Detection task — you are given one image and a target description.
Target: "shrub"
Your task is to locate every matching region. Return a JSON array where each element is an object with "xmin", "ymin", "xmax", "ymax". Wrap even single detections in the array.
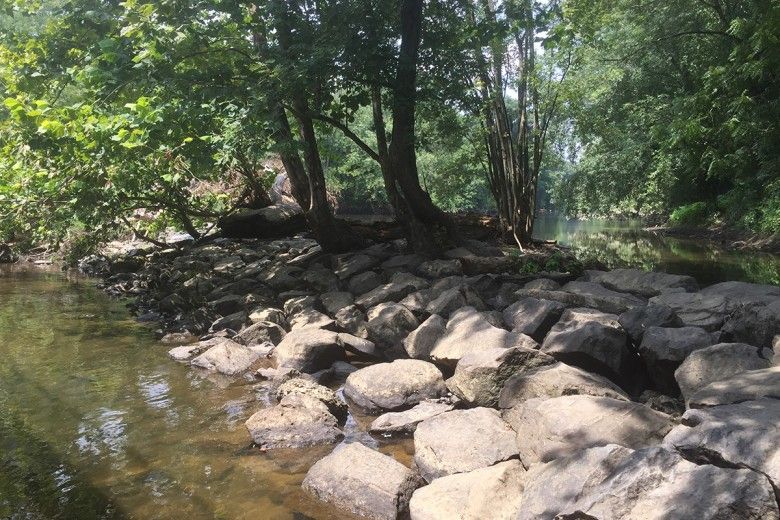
[{"xmin": 669, "ymin": 202, "xmax": 710, "ymax": 227}]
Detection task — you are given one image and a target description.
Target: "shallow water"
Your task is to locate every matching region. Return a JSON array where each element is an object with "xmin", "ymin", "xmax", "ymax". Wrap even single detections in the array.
[
  {"xmin": 0, "ymin": 266, "xmax": 410, "ymax": 520},
  {"xmin": 533, "ymin": 215, "xmax": 780, "ymax": 286}
]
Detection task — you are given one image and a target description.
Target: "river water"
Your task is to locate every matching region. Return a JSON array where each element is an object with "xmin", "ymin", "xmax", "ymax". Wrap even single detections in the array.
[{"xmin": 0, "ymin": 220, "xmax": 778, "ymax": 519}]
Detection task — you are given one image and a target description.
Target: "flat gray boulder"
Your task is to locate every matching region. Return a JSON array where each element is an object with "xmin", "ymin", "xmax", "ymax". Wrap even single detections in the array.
[
  {"xmin": 425, "ymin": 285, "xmax": 485, "ymax": 317},
  {"xmin": 409, "ymin": 460, "xmax": 524, "ymax": 520},
  {"xmin": 502, "ymin": 297, "xmax": 566, "ymax": 341},
  {"xmin": 413, "ymin": 408, "xmax": 518, "ymax": 482},
  {"xmin": 618, "ymin": 303, "xmax": 683, "ymax": 344},
  {"xmin": 244, "ymin": 394, "xmax": 342, "ymax": 449},
  {"xmin": 498, "ymin": 362, "xmax": 629, "ymax": 408},
  {"xmin": 273, "ymin": 327, "xmax": 347, "ymax": 372},
  {"xmin": 650, "ymin": 291, "xmax": 735, "ymax": 331},
  {"xmin": 587, "ymin": 268, "xmax": 698, "ymax": 297},
  {"xmin": 561, "ymin": 280, "xmax": 647, "ymax": 313},
  {"xmin": 688, "ymin": 365, "xmax": 780, "ymax": 407},
  {"xmin": 356, "ymin": 280, "xmax": 416, "ymax": 308},
  {"xmin": 675, "ymin": 342, "xmax": 773, "ymax": 403},
  {"xmin": 303, "ymin": 442, "xmax": 422, "ymax": 520},
  {"xmin": 190, "ymin": 339, "xmax": 260, "ymax": 375},
  {"xmin": 370, "ymin": 400, "xmax": 455, "ymax": 435},
  {"xmin": 504, "ymin": 395, "xmax": 673, "ymax": 465},
  {"xmin": 344, "ymin": 359, "xmax": 446, "ymax": 411},
  {"xmin": 638, "ymin": 326, "xmax": 717, "ymax": 394},
  {"xmin": 664, "ymin": 399, "xmax": 780, "ymax": 489},
  {"xmin": 430, "ymin": 307, "xmax": 537, "ymax": 368},
  {"xmin": 540, "ymin": 308, "xmax": 633, "ymax": 388},
  {"xmin": 700, "ymin": 280, "xmax": 780, "ymax": 306},
  {"xmin": 446, "ymin": 346, "xmax": 551, "ymax": 407},
  {"xmin": 518, "ymin": 444, "xmax": 778, "ymax": 520}
]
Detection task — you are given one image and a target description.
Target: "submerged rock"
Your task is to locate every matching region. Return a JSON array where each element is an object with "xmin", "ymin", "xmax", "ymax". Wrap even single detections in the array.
[{"xmin": 303, "ymin": 442, "xmax": 422, "ymax": 520}]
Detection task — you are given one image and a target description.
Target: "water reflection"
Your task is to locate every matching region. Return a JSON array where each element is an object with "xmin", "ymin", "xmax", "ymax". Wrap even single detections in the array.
[{"xmin": 534, "ymin": 215, "xmax": 780, "ymax": 285}]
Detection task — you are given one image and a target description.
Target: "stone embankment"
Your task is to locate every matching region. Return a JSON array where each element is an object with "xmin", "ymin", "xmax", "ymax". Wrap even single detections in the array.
[{"xmin": 82, "ymin": 235, "xmax": 780, "ymax": 520}]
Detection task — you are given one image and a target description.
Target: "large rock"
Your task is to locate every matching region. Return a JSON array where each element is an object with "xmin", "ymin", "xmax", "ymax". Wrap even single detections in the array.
[
  {"xmin": 618, "ymin": 303, "xmax": 683, "ymax": 344},
  {"xmin": 498, "ymin": 362, "xmax": 629, "ymax": 408},
  {"xmin": 404, "ymin": 314, "xmax": 446, "ymax": 359},
  {"xmin": 650, "ymin": 291, "xmax": 735, "ymax": 331},
  {"xmin": 664, "ymin": 399, "xmax": 780, "ymax": 489},
  {"xmin": 348, "ymin": 270, "xmax": 383, "ymax": 295},
  {"xmin": 334, "ymin": 305, "xmax": 368, "ymax": 338},
  {"xmin": 356, "ymin": 280, "xmax": 417, "ymax": 308},
  {"xmin": 675, "ymin": 342, "xmax": 774, "ymax": 403},
  {"xmin": 319, "ymin": 291, "xmax": 354, "ymax": 316},
  {"xmin": 638, "ymin": 326, "xmax": 717, "ymax": 394},
  {"xmin": 218, "ymin": 203, "xmax": 306, "ymax": 239},
  {"xmin": 333, "ymin": 253, "xmax": 379, "ymax": 280},
  {"xmin": 587, "ymin": 268, "xmax": 698, "ymax": 297},
  {"xmin": 561, "ymin": 281, "xmax": 647, "ymax": 313},
  {"xmin": 502, "ymin": 297, "xmax": 566, "ymax": 341},
  {"xmin": 518, "ymin": 444, "xmax": 779, "ymax": 520},
  {"xmin": 430, "ymin": 307, "xmax": 537, "ymax": 368},
  {"xmin": 344, "ymin": 359, "xmax": 446, "ymax": 411},
  {"xmin": 273, "ymin": 327, "xmax": 347, "ymax": 372},
  {"xmin": 234, "ymin": 320, "xmax": 286, "ymax": 346},
  {"xmin": 190, "ymin": 339, "xmax": 260, "ymax": 375},
  {"xmin": 721, "ymin": 299, "xmax": 780, "ymax": 349},
  {"xmin": 700, "ymin": 280, "xmax": 780, "ymax": 306},
  {"xmin": 425, "ymin": 285, "xmax": 485, "ymax": 317},
  {"xmin": 504, "ymin": 395, "xmax": 673, "ymax": 465},
  {"xmin": 540, "ymin": 308, "xmax": 634, "ymax": 388},
  {"xmin": 275, "ymin": 377, "xmax": 347, "ymax": 420},
  {"xmin": 446, "ymin": 346, "xmax": 551, "ymax": 407},
  {"xmin": 687, "ymin": 365, "xmax": 780, "ymax": 407},
  {"xmin": 409, "ymin": 460, "xmax": 524, "ymax": 520},
  {"xmin": 413, "ymin": 408, "xmax": 518, "ymax": 482},
  {"xmin": 244, "ymin": 394, "xmax": 342, "ymax": 449},
  {"xmin": 302, "ymin": 442, "xmax": 421, "ymax": 520},
  {"xmin": 370, "ymin": 400, "xmax": 455, "ymax": 435},
  {"xmin": 365, "ymin": 302, "xmax": 419, "ymax": 350}
]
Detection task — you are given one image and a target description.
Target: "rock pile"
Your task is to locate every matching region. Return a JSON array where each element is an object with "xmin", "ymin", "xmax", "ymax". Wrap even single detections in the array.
[{"xmin": 87, "ymin": 236, "xmax": 780, "ymax": 519}]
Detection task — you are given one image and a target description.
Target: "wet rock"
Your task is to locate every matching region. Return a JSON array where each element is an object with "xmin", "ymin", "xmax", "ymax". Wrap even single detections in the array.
[
  {"xmin": 446, "ymin": 346, "xmax": 550, "ymax": 407},
  {"xmin": 370, "ymin": 400, "xmax": 455, "ymax": 435},
  {"xmin": 347, "ymin": 270, "xmax": 383, "ymax": 295},
  {"xmin": 430, "ymin": 307, "xmax": 537, "ymax": 368},
  {"xmin": 344, "ymin": 359, "xmax": 446, "ymax": 411},
  {"xmin": 650, "ymin": 291, "xmax": 735, "ymax": 331},
  {"xmin": 302, "ymin": 442, "xmax": 421, "ymax": 520},
  {"xmin": 721, "ymin": 299, "xmax": 780, "ymax": 349},
  {"xmin": 409, "ymin": 460, "xmax": 525, "ymax": 520},
  {"xmin": 365, "ymin": 302, "xmax": 419, "ymax": 350},
  {"xmin": 417, "ymin": 259, "xmax": 463, "ymax": 279},
  {"xmin": 498, "ymin": 362, "xmax": 629, "ymax": 408},
  {"xmin": 234, "ymin": 321, "xmax": 286, "ymax": 346},
  {"xmin": 504, "ymin": 395, "xmax": 673, "ymax": 465},
  {"xmin": 586, "ymin": 268, "xmax": 698, "ymax": 297},
  {"xmin": 244, "ymin": 394, "xmax": 342, "ymax": 449},
  {"xmin": 404, "ymin": 314, "xmax": 447, "ymax": 359},
  {"xmin": 638, "ymin": 326, "xmax": 717, "ymax": 394},
  {"xmin": 273, "ymin": 327, "xmax": 347, "ymax": 372},
  {"xmin": 540, "ymin": 308, "xmax": 634, "ymax": 388},
  {"xmin": 413, "ymin": 408, "xmax": 518, "ymax": 482},
  {"xmin": 502, "ymin": 297, "xmax": 566, "ymax": 341},
  {"xmin": 664, "ymin": 399, "xmax": 780, "ymax": 489},
  {"xmin": 190, "ymin": 339, "xmax": 260, "ymax": 375},
  {"xmin": 355, "ymin": 280, "xmax": 417, "ymax": 309},
  {"xmin": 675, "ymin": 342, "xmax": 773, "ymax": 403},
  {"xmin": 687, "ymin": 365, "xmax": 780, "ymax": 407},
  {"xmin": 618, "ymin": 302, "xmax": 683, "ymax": 346},
  {"xmin": 561, "ymin": 280, "xmax": 647, "ymax": 314},
  {"xmin": 275, "ymin": 377, "xmax": 347, "ymax": 420},
  {"xmin": 518, "ymin": 444, "xmax": 779, "ymax": 520}
]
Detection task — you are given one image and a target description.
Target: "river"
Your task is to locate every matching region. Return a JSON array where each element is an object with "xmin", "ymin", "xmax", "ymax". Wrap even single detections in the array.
[{"xmin": 0, "ymin": 220, "xmax": 778, "ymax": 519}]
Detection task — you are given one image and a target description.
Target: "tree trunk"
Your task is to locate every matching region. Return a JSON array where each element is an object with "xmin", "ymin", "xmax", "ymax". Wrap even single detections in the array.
[{"xmin": 387, "ymin": 0, "xmax": 458, "ymax": 254}]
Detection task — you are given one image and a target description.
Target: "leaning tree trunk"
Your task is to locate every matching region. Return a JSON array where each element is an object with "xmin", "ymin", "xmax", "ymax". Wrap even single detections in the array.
[{"xmin": 386, "ymin": 0, "xmax": 458, "ymax": 254}]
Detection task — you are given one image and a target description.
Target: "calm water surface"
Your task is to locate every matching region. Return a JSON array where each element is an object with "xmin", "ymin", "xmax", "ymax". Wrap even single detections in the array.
[
  {"xmin": 534, "ymin": 215, "xmax": 780, "ymax": 286},
  {"xmin": 0, "ymin": 267, "xmax": 409, "ymax": 520}
]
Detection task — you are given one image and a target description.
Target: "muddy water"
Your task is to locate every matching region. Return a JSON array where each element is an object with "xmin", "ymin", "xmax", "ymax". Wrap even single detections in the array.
[{"xmin": 0, "ymin": 266, "xmax": 410, "ymax": 520}]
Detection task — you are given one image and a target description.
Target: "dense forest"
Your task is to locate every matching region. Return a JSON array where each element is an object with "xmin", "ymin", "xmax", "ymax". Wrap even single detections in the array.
[{"xmin": 0, "ymin": 0, "xmax": 777, "ymax": 257}]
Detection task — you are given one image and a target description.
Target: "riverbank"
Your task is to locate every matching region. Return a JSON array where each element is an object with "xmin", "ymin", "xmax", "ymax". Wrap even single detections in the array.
[{"xmin": 75, "ymin": 232, "xmax": 780, "ymax": 519}]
